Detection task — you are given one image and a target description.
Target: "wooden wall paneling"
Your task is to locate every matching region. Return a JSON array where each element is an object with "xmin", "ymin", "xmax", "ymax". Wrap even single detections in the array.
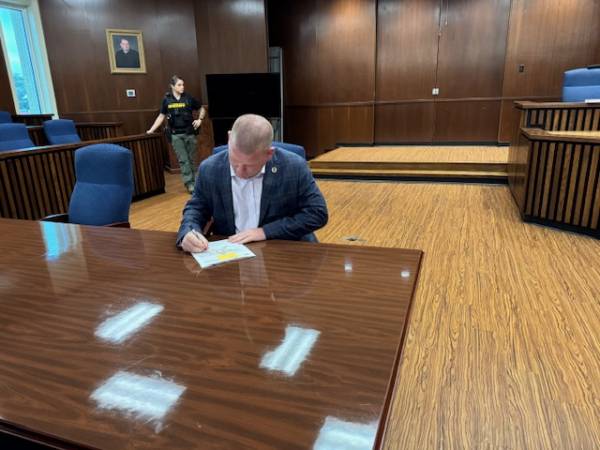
[
  {"xmin": 276, "ymin": 0, "xmax": 319, "ymax": 107},
  {"xmin": 39, "ymin": 0, "xmax": 201, "ymax": 136},
  {"xmin": 317, "ymin": 105, "xmax": 374, "ymax": 151},
  {"xmin": 374, "ymin": 0, "xmax": 439, "ymax": 143},
  {"xmin": 316, "ymin": 0, "xmax": 376, "ymax": 105},
  {"xmin": 332, "ymin": 105, "xmax": 375, "ymax": 145},
  {"xmin": 375, "ymin": 103, "xmax": 435, "ymax": 143},
  {"xmin": 283, "ymin": 106, "xmax": 320, "ymax": 158},
  {"xmin": 436, "ymin": 0, "xmax": 511, "ymax": 99},
  {"xmin": 194, "ymin": 0, "xmax": 269, "ymax": 101},
  {"xmin": 276, "ymin": 0, "xmax": 376, "ymax": 155},
  {"xmin": 376, "ymin": 0, "xmax": 439, "ymax": 102},
  {"xmin": 499, "ymin": 0, "xmax": 600, "ymax": 142},
  {"xmin": 502, "ymin": 0, "xmax": 600, "ymax": 99},
  {"xmin": 0, "ymin": 38, "xmax": 15, "ymax": 114},
  {"xmin": 433, "ymin": 100, "xmax": 502, "ymax": 143},
  {"xmin": 433, "ymin": 0, "xmax": 511, "ymax": 142}
]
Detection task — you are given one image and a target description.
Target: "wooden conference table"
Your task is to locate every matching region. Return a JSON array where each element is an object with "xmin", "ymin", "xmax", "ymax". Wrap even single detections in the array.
[{"xmin": 0, "ymin": 219, "xmax": 422, "ymax": 449}]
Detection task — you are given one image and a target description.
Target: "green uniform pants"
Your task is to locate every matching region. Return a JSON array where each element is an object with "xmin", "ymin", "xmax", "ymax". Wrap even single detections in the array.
[{"xmin": 171, "ymin": 133, "xmax": 197, "ymax": 189}]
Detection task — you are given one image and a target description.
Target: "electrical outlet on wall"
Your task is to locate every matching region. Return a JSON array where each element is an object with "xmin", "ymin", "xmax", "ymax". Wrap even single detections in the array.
[
  {"xmin": 432, "ymin": 87, "xmax": 440, "ymax": 96},
  {"xmin": 126, "ymin": 89, "xmax": 136, "ymax": 98}
]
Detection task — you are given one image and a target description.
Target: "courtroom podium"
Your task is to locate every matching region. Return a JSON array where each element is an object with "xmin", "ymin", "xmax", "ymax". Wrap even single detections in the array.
[{"xmin": 508, "ymin": 101, "xmax": 600, "ymax": 238}]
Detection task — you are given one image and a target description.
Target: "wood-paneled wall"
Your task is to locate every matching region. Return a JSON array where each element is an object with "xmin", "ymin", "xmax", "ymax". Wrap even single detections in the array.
[
  {"xmin": 375, "ymin": 0, "xmax": 438, "ymax": 143},
  {"xmin": 194, "ymin": 0, "xmax": 268, "ymax": 102},
  {"xmin": 39, "ymin": 0, "xmax": 201, "ymax": 136},
  {"xmin": 270, "ymin": 0, "xmax": 376, "ymax": 158},
  {"xmin": 38, "ymin": 0, "xmax": 268, "ymax": 168},
  {"xmin": 269, "ymin": 0, "xmax": 600, "ymax": 155},
  {"xmin": 499, "ymin": 0, "xmax": 600, "ymax": 142},
  {"xmin": 39, "ymin": 0, "xmax": 268, "ymax": 140}
]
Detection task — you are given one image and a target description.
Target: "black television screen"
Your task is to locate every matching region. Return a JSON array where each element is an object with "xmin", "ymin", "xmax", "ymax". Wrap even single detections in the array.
[{"xmin": 206, "ymin": 73, "xmax": 281, "ymax": 118}]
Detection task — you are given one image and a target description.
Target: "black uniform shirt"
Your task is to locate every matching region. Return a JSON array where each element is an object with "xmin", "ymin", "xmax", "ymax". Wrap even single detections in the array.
[{"xmin": 160, "ymin": 93, "xmax": 201, "ymax": 134}]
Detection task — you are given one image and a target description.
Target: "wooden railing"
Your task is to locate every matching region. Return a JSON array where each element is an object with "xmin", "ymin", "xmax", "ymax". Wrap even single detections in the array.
[
  {"xmin": 515, "ymin": 101, "xmax": 600, "ymax": 133},
  {"xmin": 12, "ymin": 114, "xmax": 54, "ymax": 126},
  {"xmin": 510, "ymin": 129, "xmax": 600, "ymax": 238},
  {"xmin": 26, "ymin": 122, "xmax": 123, "ymax": 146},
  {"xmin": 0, "ymin": 133, "xmax": 166, "ymax": 220},
  {"xmin": 509, "ymin": 102, "xmax": 600, "ymax": 206},
  {"xmin": 76, "ymin": 122, "xmax": 123, "ymax": 140}
]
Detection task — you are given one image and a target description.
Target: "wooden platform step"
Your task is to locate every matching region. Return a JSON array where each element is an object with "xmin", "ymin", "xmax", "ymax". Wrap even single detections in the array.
[
  {"xmin": 311, "ymin": 167, "xmax": 506, "ymax": 180},
  {"xmin": 309, "ymin": 161, "xmax": 508, "ymax": 182}
]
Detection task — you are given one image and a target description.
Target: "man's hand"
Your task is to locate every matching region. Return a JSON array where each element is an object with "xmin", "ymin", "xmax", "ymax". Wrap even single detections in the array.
[
  {"xmin": 192, "ymin": 119, "xmax": 202, "ymax": 130},
  {"xmin": 228, "ymin": 228, "xmax": 266, "ymax": 245},
  {"xmin": 181, "ymin": 230, "xmax": 209, "ymax": 253}
]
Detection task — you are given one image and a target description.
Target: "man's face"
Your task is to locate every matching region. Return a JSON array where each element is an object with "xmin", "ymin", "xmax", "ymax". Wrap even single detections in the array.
[
  {"xmin": 120, "ymin": 39, "xmax": 130, "ymax": 53},
  {"xmin": 229, "ymin": 143, "xmax": 273, "ymax": 179}
]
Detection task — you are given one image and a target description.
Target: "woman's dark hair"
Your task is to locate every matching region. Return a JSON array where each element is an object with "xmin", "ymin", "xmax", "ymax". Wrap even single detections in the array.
[{"xmin": 169, "ymin": 75, "xmax": 183, "ymax": 88}]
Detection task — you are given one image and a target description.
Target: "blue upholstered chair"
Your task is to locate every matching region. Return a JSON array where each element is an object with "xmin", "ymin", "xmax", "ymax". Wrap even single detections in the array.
[
  {"xmin": 43, "ymin": 119, "xmax": 81, "ymax": 145},
  {"xmin": 0, "ymin": 111, "xmax": 13, "ymax": 123},
  {"xmin": 0, "ymin": 123, "xmax": 35, "ymax": 151},
  {"xmin": 212, "ymin": 141, "xmax": 306, "ymax": 159},
  {"xmin": 562, "ymin": 65, "xmax": 600, "ymax": 102},
  {"xmin": 44, "ymin": 144, "xmax": 134, "ymax": 227}
]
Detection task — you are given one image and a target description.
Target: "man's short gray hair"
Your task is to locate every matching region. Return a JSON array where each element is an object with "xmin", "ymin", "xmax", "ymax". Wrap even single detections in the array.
[{"xmin": 229, "ymin": 114, "xmax": 273, "ymax": 155}]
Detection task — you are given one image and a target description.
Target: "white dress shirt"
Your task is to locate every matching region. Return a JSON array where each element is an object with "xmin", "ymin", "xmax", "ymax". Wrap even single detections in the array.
[{"xmin": 230, "ymin": 165, "xmax": 265, "ymax": 233}]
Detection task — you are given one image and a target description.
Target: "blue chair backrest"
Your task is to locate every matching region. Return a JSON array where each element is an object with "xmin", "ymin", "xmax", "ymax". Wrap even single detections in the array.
[
  {"xmin": 0, "ymin": 111, "xmax": 12, "ymax": 123},
  {"xmin": 562, "ymin": 66, "xmax": 600, "ymax": 102},
  {"xmin": 0, "ymin": 123, "xmax": 34, "ymax": 151},
  {"xmin": 68, "ymin": 144, "xmax": 134, "ymax": 226},
  {"xmin": 212, "ymin": 141, "xmax": 306, "ymax": 159},
  {"xmin": 43, "ymin": 119, "xmax": 81, "ymax": 145}
]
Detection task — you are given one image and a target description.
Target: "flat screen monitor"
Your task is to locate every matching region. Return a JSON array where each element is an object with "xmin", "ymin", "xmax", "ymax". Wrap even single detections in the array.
[{"xmin": 206, "ymin": 73, "xmax": 281, "ymax": 118}]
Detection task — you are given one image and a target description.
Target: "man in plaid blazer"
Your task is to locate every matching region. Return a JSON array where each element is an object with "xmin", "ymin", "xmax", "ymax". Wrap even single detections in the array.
[{"xmin": 177, "ymin": 114, "xmax": 328, "ymax": 252}]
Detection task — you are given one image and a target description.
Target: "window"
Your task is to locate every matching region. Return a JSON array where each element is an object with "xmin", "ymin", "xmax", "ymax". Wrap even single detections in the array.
[{"xmin": 0, "ymin": 0, "xmax": 56, "ymax": 115}]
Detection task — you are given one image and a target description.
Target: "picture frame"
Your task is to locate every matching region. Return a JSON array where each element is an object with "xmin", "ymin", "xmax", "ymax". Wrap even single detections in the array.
[{"xmin": 105, "ymin": 28, "xmax": 146, "ymax": 74}]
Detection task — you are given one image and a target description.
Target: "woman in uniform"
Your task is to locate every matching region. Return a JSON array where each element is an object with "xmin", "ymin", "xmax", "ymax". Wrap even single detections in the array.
[{"xmin": 147, "ymin": 75, "xmax": 206, "ymax": 193}]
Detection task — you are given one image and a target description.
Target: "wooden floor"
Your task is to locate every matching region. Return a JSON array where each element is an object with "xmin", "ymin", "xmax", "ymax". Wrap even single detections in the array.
[
  {"xmin": 130, "ymin": 172, "xmax": 600, "ymax": 449},
  {"xmin": 309, "ymin": 146, "xmax": 509, "ymax": 181}
]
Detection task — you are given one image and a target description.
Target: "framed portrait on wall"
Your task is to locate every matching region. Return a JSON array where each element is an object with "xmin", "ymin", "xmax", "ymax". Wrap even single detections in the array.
[{"xmin": 106, "ymin": 29, "xmax": 146, "ymax": 74}]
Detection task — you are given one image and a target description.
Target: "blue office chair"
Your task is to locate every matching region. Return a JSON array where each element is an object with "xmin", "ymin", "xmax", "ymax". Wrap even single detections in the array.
[
  {"xmin": 43, "ymin": 119, "xmax": 81, "ymax": 145},
  {"xmin": 44, "ymin": 144, "xmax": 134, "ymax": 227},
  {"xmin": 212, "ymin": 141, "xmax": 306, "ymax": 159},
  {"xmin": 562, "ymin": 65, "xmax": 600, "ymax": 102},
  {"xmin": 0, "ymin": 111, "xmax": 13, "ymax": 123},
  {"xmin": 0, "ymin": 123, "xmax": 35, "ymax": 151}
]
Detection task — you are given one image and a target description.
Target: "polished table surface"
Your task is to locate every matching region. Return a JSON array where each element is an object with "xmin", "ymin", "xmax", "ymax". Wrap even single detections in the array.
[{"xmin": 0, "ymin": 219, "xmax": 422, "ymax": 449}]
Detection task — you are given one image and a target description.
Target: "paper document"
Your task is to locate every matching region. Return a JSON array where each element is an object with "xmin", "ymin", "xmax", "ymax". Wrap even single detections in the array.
[{"xmin": 192, "ymin": 239, "xmax": 256, "ymax": 268}]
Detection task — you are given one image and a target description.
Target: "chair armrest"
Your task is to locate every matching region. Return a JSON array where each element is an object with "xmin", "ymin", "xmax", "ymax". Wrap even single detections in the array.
[
  {"xmin": 41, "ymin": 216, "xmax": 130, "ymax": 228},
  {"xmin": 42, "ymin": 214, "xmax": 69, "ymax": 223},
  {"xmin": 106, "ymin": 222, "xmax": 130, "ymax": 228}
]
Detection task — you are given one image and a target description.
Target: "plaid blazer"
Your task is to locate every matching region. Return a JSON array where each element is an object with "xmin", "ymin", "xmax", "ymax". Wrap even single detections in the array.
[{"xmin": 176, "ymin": 148, "xmax": 328, "ymax": 245}]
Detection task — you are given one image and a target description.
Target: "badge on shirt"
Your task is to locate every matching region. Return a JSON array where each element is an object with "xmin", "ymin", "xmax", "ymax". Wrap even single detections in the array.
[{"xmin": 271, "ymin": 166, "xmax": 278, "ymax": 174}]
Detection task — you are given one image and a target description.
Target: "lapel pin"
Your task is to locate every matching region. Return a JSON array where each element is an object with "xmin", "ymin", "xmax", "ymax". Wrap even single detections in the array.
[{"xmin": 272, "ymin": 166, "xmax": 278, "ymax": 174}]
